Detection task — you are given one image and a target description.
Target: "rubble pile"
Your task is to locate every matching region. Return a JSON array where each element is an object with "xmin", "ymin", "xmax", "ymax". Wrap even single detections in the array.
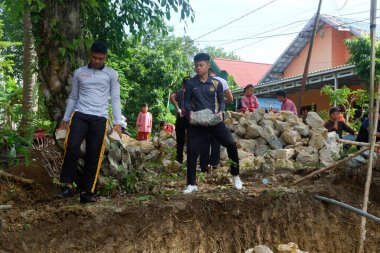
[
  {"xmin": 224, "ymin": 109, "xmax": 343, "ymax": 171},
  {"xmin": 55, "ymin": 126, "xmax": 180, "ymax": 189}
]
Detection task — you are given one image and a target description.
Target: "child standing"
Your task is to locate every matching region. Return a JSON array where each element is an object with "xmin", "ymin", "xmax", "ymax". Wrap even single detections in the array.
[
  {"xmin": 136, "ymin": 103, "xmax": 152, "ymax": 141},
  {"xmin": 239, "ymin": 84, "xmax": 259, "ymax": 113}
]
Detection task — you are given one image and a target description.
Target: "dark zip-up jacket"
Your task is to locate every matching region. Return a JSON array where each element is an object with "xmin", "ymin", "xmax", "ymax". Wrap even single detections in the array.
[{"xmin": 184, "ymin": 75, "xmax": 225, "ymax": 115}]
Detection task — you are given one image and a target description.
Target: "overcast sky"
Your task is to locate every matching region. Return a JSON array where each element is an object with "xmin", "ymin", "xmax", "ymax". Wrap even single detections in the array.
[{"xmin": 167, "ymin": 0, "xmax": 376, "ymax": 63}]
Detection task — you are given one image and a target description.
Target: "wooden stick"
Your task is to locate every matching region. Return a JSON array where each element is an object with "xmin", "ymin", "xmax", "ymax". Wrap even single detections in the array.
[
  {"xmin": 336, "ymin": 139, "xmax": 380, "ymax": 147},
  {"xmin": 292, "ymin": 147, "xmax": 370, "ymax": 185},
  {"xmin": 0, "ymin": 170, "xmax": 34, "ymax": 185},
  {"xmin": 0, "ymin": 205, "xmax": 12, "ymax": 210}
]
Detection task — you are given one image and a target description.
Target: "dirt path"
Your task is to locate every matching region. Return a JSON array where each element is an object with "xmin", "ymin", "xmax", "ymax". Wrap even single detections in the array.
[{"xmin": 1, "ymin": 163, "xmax": 380, "ymax": 252}]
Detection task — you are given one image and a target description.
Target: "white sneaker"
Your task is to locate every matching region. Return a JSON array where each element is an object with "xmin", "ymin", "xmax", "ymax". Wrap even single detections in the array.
[
  {"xmin": 232, "ymin": 176, "xmax": 243, "ymax": 190},
  {"xmin": 183, "ymin": 185, "xmax": 198, "ymax": 194}
]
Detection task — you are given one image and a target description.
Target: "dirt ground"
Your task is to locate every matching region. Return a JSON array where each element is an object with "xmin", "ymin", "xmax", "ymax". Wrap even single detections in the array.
[{"xmin": 1, "ymin": 162, "xmax": 380, "ymax": 253}]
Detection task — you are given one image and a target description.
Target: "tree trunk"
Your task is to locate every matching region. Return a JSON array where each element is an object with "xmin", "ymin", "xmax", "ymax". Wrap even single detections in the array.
[
  {"xmin": 31, "ymin": 0, "xmax": 85, "ymax": 123},
  {"xmin": 20, "ymin": 8, "xmax": 36, "ymax": 134}
]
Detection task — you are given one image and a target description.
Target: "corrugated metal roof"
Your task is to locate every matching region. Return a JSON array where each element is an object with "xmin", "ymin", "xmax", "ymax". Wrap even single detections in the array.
[
  {"xmin": 212, "ymin": 58, "xmax": 271, "ymax": 88},
  {"xmin": 259, "ymin": 14, "xmax": 378, "ymax": 84}
]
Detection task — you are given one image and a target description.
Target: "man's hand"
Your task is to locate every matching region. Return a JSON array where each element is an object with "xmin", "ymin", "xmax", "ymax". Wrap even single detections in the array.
[
  {"xmin": 57, "ymin": 121, "xmax": 69, "ymax": 130},
  {"xmin": 113, "ymin": 124, "xmax": 122, "ymax": 138},
  {"xmin": 177, "ymin": 108, "xmax": 184, "ymax": 118},
  {"xmin": 189, "ymin": 111, "xmax": 194, "ymax": 121},
  {"xmin": 217, "ymin": 111, "xmax": 223, "ymax": 120}
]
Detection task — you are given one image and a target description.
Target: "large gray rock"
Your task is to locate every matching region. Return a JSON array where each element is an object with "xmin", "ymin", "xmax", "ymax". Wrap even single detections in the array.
[
  {"xmin": 245, "ymin": 124, "xmax": 263, "ymax": 139},
  {"xmin": 261, "ymin": 126, "xmax": 283, "ymax": 150},
  {"xmin": 239, "ymin": 117, "xmax": 249, "ymax": 127},
  {"xmin": 256, "ymin": 137, "xmax": 268, "ymax": 145},
  {"xmin": 294, "ymin": 123, "xmax": 310, "ymax": 137},
  {"xmin": 319, "ymin": 143, "xmax": 341, "ymax": 166},
  {"xmin": 160, "ymin": 138, "xmax": 176, "ymax": 149},
  {"xmin": 281, "ymin": 130, "xmax": 301, "ymax": 145},
  {"xmin": 295, "ymin": 150, "xmax": 319, "ymax": 169},
  {"xmin": 258, "ymin": 119, "xmax": 275, "ymax": 129},
  {"xmin": 235, "ymin": 125, "xmax": 247, "ymax": 137},
  {"xmin": 305, "ymin": 111, "xmax": 325, "ymax": 129},
  {"xmin": 238, "ymin": 150, "xmax": 252, "ymax": 160},
  {"xmin": 310, "ymin": 127, "xmax": 328, "ymax": 139},
  {"xmin": 248, "ymin": 108, "xmax": 266, "ymax": 122},
  {"xmin": 275, "ymin": 159, "xmax": 295, "ymax": 170},
  {"xmin": 230, "ymin": 111, "xmax": 244, "ymax": 120},
  {"xmin": 252, "ymin": 245, "xmax": 274, "ymax": 253},
  {"xmin": 254, "ymin": 144, "xmax": 270, "ymax": 156},
  {"xmin": 237, "ymin": 139, "xmax": 257, "ymax": 153},
  {"xmin": 273, "ymin": 120, "xmax": 291, "ymax": 132},
  {"xmin": 139, "ymin": 141, "xmax": 156, "ymax": 154},
  {"xmin": 276, "ymin": 149, "xmax": 296, "ymax": 160},
  {"xmin": 309, "ymin": 134, "xmax": 327, "ymax": 150}
]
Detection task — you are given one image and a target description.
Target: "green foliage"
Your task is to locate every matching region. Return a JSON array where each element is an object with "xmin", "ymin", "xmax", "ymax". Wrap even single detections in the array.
[
  {"xmin": 100, "ymin": 176, "xmax": 119, "ymax": 197},
  {"xmin": 321, "ymin": 85, "xmax": 369, "ymax": 131},
  {"xmin": 345, "ymin": 36, "xmax": 380, "ymax": 89},
  {"xmin": 82, "ymin": 0, "xmax": 194, "ymax": 56},
  {"xmin": 202, "ymin": 46, "xmax": 241, "ymax": 60},
  {"xmin": 107, "ymin": 33, "xmax": 194, "ymax": 130}
]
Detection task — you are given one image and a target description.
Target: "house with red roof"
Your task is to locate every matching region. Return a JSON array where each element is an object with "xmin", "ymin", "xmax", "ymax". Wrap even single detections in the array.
[
  {"xmin": 210, "ymin": 58, "xmax": 271, "ymax": 88},
  {"xmin": 233, "ymin": 14, "xmax": 373, "ymax": 113}
]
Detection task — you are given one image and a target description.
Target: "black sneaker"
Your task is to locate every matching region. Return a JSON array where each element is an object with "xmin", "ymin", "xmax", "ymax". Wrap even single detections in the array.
[
  {"xmin": 80, "ymin": 192, "xmax": 96, "ymax": 204},
  {"xmin": 57, "ymin": 186, "xmax": 75, "ymax": 199}
]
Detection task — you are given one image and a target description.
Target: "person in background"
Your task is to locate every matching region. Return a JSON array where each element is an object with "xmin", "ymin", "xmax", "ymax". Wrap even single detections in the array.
[
  {"xmin": 356, "ymin": 115, "xmax": 380, "ymax": 146},
  {"xmin": 184, "ymin": 53, "xmax": 243, "ymax": 194},
  {"xmin": 208, "ymin": 68, "xmax": 233, "ymax": 104},
  {"xmin": 170, "ymin": 77, "xmax": 190, "ymax": 164},
  {"xmin": 239, "ymin": 84, "xmax": 260, "ymax": 113},
  {"xmin": 159, "ymin": 121, "xmax": 175, "ymax": 138},
  {"xmin": 57, "ymin": 41, "xmax": 122, "ymax": 204},
  {"xmin": 275, "ymin": 90, "xmax": 298, "ymax": 116},
  {"xmin": 324, "ymin": 107, "xmax": 356, "ymax": 140},
  {"xmin": 136, "ymin": 103, "xmax": 152, "ymax": 141}
]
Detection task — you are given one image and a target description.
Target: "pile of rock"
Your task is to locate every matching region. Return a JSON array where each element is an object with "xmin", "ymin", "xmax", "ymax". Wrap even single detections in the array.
[
  {"xmin": 55, "ymin": 126, "xmax": 180, "ymax": 188},
  {"xmin": 225, "ymin": 109, "xmax": 342, "ymax": 170}
]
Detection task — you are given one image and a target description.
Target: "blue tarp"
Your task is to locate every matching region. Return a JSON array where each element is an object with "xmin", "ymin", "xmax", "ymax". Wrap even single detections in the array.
[{"xmin": 257, "ymin": 98, "xmax": 281, "ymax": 110}]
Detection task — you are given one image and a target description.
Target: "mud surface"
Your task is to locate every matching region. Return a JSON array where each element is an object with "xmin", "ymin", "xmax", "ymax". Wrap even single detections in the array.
[{"xmin": 1, "ymin": 163, "xmax": 380, "ymax": 253}]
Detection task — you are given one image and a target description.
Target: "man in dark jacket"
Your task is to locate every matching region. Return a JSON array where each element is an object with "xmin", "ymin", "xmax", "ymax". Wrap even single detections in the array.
[{"xmin": 183, "ymin": 53, "xmax": 243, "ymax": 194}]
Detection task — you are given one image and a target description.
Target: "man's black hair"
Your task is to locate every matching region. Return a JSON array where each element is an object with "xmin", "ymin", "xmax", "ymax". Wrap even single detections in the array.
[
  {"xmin": 194, "ymin": 53, "xmax": 210, "ymax": 62},
  {"xmin": 208, "ymin": 68, "xmax": 215, "ymax": 74},
  {"xmin": 244, "ymin": 84, "xmax": 254, "ymax": 93},
  {"xmin": 159, "ymin": 121, "xmax": 166, "ymax": 128},
  {"xmin": 141, "ymin": 103, "xmax": 148, "ymax": 107},
  {"xmin": 91, "ymin": 41, "xmax": 108, "ymax": 54},
  {"xmin": 276, "ymin": 90, "xmax": 286, "ymax": 98},
  {"xmin": 329, "ymin": 107, "xmax": 340, "ymax": 116}
]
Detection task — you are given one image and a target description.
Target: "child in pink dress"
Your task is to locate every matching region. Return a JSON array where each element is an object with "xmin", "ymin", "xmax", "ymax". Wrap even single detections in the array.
[{"xmin": 136, "ymin": 103, "xmax": 152, "ymax": 141}]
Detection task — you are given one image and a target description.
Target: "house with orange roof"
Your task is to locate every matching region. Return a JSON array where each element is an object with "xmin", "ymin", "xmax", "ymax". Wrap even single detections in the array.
[
  {"xmin": 210, "ymin": 58, "xmax": 272, "ymax": 88},
  {"xmin": 233, "ymin": 14, "xmax": 372, "ymax": 113}
]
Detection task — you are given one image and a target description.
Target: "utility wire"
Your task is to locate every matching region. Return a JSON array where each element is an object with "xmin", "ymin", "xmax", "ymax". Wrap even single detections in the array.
[
  {"xmin": 193, "ymin": 0, "xmax": 278, "ymax": 41},
  {"xmin": 231, "ymin": 16, "xmax": 378, "ymax": 52}
]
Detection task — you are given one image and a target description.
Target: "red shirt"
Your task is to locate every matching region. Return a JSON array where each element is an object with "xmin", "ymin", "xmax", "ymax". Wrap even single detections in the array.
[
  {"xmin": 241, "ymin": 95, "xmax": 259, "ymax": 110},
  {"xmin": 281, "ymin": 98, "xmax": 298, "ymax": 116}
]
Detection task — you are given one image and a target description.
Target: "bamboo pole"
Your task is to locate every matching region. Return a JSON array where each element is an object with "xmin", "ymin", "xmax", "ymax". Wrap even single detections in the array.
[
  {"xmin": 292, "ymin": 147, "xmax": 370, "ymax": 185},
  {"xmin": 336, "ymin": 139, "xmax": 380, "ymax": 147},
  {"xmin": 358, "ymin": 0, "xmax": 378, "ymax": 252},
  {"xmin": 0, "ymin": 170, "xmax": 34, "ymax": 185}
]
